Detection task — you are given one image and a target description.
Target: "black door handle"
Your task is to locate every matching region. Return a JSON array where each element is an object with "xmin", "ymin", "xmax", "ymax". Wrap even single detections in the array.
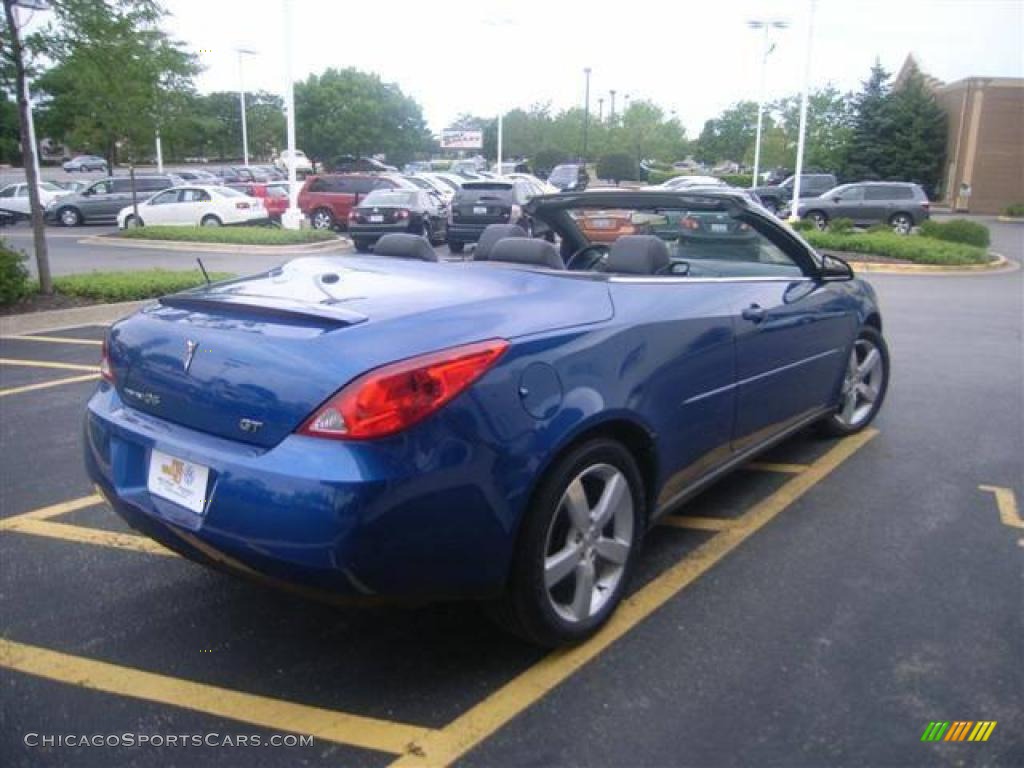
[{"xmin": 742, "ymin": 304, "xmax": 767, "ymax": 323}]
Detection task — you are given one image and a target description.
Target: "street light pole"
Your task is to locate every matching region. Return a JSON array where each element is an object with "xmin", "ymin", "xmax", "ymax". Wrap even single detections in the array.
[
  {"xmin": 790, "ymin": 0, "xmax": 817, "ymax": 221},
  {"xmin": 280, "ymin": 2, "xmax": 301, "ymax": 229},
  {"xmin": 236, "ymin": 47, "xmax": 258, "ymax": 166},
  {"xmin": 748, "ymin": 19, "xmax": 788, "ymax": 189},
  {"xmin": 609, "ymin": 90, "xmax": 617, "ymax": 122},
  {"xmin": 582, "ymin": 67, "xmax": 592, "ymax": 163},
  {"xmin": 497, "ymin": 110, "xmax": 503, "ymax": 176},
  {"xmin": 598, "ymin": 97, "xmax": 604, "ymax": 123}
]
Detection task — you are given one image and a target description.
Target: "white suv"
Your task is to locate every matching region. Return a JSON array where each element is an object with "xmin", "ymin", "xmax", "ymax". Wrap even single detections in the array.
[{"xmin": 274, "ymin": 149, "xmax": 313, "ymax": 177}]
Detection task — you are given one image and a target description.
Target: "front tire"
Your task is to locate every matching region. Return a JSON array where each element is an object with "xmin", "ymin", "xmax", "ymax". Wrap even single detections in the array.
[
  {"xmin": 819, "ymin": 326, "xmax": 890, "ymax": 436},
  {"xmin": 123, "ymin": 215, "xmax": 143, "ymax": 229},
  {"xmin": 489, "ymin": 438, "xmax": 645, "ymax": 647},
  {"xmin": 57, "ymin": 207, "xmax": 81, "ymax": 227},
  {"xmin": 311, "ymin": 208, "xmax": 334, "ymax": 230}
]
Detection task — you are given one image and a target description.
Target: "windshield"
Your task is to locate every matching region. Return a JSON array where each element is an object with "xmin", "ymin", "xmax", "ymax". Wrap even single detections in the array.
[{"xmin": 361, "ymin": 190, "xmax": 418, "ymax": 207}]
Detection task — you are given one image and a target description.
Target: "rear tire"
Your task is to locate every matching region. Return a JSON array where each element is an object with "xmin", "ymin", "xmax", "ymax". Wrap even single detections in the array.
[
  {"xmin": 889, "ymin": 213, "xmax": 913, "ymax": 235},
  {"xmin": 818, "ymin": 326, "xmax": 890, "ymax": 437},
  {"xmin": 124, "ymin": 215, "xmax": 143, "ymax": 229},
  {"xmin": 488, "ymin": 438, "xmax": 645, "ymax": 647},
  {"xmin": 57, "ymin": 207, "xmax": 81, "ymax": 227},
  {"xmin": 448, "ymin": 240, "xmax": 464, "ymax": 254},
  {"xmin": 201, "ymin": 215, "xmax": 222, "ymax": 227},
  {"xmin": 353, "ymin": 238, "xmax": 371, "ymax": 253}
]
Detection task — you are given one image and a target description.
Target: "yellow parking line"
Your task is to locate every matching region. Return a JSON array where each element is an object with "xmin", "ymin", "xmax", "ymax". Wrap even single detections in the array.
[
  {"xmin": 978, "ymin": 485, "xmax": 1023, "ymax": 529},
  {"xmin": 0, "ymin": 494, "xmax": 103, "ymax": 531},
  {"xmin": 5, "ymin": 518, "xmax": 175, "ymax": 557},
  {"xmin": 660, "ymin": 515, "xmax": 742, "ymax": 532},
  {"xmin": 0, "ymin": 373, "xmax": 100, "ymax": 397},
  {"xmin": 744, "ymin": 462, "xmax": 809, "ymax": 474},
  {"xmin": 1, "ymin": 335, "xmax": 103, "ymax": 346},
  {"xmin": 0, "ymin": 357, "xmax": 98, "ymax": 371},
  {"xmin": 392, "ymin": 429, "xmax": 878, "ymax": 767},
  {"xmin": 0, "ymin": 638, "xmax": 436, "ymax": 755}
]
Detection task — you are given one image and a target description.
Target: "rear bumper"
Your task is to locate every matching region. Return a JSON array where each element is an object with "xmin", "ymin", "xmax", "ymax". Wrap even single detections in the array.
[
  {"xmin": 83, "ymin": 384, "xmax": 522, "ymax": 600},
  {"xmin": 348, "ymin": 222, "xmax": 414, "ymax": 240},
  {"xmin": 447, "ymin": 223, "xmax": 492, "ymax": 243}
]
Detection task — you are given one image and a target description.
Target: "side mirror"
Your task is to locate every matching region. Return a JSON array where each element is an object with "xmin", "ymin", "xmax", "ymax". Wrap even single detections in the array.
[{"xmin": 819, "ymin": 253, "xmax": 854, "ymax": 281}]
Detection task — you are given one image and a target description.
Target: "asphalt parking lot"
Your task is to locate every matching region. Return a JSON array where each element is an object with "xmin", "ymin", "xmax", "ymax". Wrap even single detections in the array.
[{"xmin": 0, "ymin": 224, "xmax": 1021, "ymax": 767}]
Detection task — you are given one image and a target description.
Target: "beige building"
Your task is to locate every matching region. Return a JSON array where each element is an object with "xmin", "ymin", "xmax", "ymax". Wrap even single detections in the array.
[{"xmin": 896, "ymin": 55, "xmax": 1024, "ymax": 214}]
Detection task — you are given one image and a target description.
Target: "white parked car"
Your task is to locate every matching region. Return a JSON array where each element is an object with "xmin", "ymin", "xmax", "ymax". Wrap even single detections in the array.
[
  {"xmin": 404, "ymin": 174, "xmax": 455, "ymax": 205},
  {"xmin": 274, "ymin": 149, "xmax": 313, "ymax": 176},
  {"xmin": 506, "ymin": 173, "xmax": 559, "ymax": 195},
  {"xmin": 116, "ymin": 185, "xmax": 266, "ymax": 228},
  {"xmin": 642, "ymin": 175, "xmax": 727, "ymax": 191},
  {"xmin": 0, "ymin": 181, "xmax": 69, "ymax": 217}
]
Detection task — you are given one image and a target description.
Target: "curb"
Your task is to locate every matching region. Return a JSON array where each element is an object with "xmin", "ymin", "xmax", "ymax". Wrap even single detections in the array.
[
  {"xmin": 78, "ymin": 235, "xmax": 352, "ymax": 255},
  {"xmin": 996, "ymin": 216, "xmax": 1024, "ymax": 223},
  {"xmin": 0, "ymin": 300, "xmax": 151, "ymax": 335},
  {"xmin": 852, "ymin": 253, "xmax": 1015, "ymax": 275}
]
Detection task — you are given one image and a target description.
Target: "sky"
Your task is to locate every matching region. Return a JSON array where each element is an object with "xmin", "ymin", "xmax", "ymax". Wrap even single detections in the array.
[{"xmin": 53, "ymin": 0, "xmax": 1024, "ymax": 138}]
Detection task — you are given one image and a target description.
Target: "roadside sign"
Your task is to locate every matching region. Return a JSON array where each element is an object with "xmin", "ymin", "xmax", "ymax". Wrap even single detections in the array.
[{"xmin": 441, "ymin": 130, "xmax": 483, "ymax": 150}]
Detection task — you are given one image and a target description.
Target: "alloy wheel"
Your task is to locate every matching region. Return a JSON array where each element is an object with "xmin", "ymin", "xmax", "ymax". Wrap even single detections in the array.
[
  {"xmin": 542, "ymin": 463, "xmax": 634, "ymax": 624},
  {"xmin": 891, "ymin": 214, "xmax": 912, "ymax": 235},
  {"xmin": 59, "ymin": 208, "xmax": 79, "ymax": 227},
  {"xmin": 312, "ymin": 210, "xmax": 332, "ymax": 230},
  {"xmin": 836, "ymin": 338, "xmax": 884, "ymax": 428}
]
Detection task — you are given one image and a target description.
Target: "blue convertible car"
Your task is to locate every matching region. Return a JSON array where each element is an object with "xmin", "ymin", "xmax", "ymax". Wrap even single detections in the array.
[{"xmin": 85, "ymin": 190, "xmax": 889, "ymax": 646}]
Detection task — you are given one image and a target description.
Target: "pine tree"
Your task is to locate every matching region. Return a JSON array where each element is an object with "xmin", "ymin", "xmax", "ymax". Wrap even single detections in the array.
[
  {"xmin": 880, "ymin": 72, "xmax": 947, "ymax": 196},
  {"xmin": 842, "ymin": 62, "xmax": 892, "ymax": 181}
]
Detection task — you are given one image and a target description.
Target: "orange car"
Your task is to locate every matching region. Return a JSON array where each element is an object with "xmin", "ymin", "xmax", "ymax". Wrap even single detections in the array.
[{"xmin": 575, "ymin": 209, "xmax": 649, "ymax": 243}]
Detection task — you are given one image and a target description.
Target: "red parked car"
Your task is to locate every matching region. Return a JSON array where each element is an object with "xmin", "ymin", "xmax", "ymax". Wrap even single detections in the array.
[
  {"xmin": 227, "ymin": 182, "xmax": 291, "ymax": 221},
  {"xmin": 298, "ymin": 174, "xmax": 415, "ymax": 230}
]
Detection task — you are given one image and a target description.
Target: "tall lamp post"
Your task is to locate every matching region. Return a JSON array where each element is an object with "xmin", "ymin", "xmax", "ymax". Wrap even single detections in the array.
[
  {"xmin": 609, "ymin": 90, "xmax": 617, "ymax": 121},
  {"xmin": 789, "ymin": 0, "xmax": 817, "ymax": 220},
  {"xmin": 280, "ymin": 2, "xmax": 301, "ymax": 229},
  {"xmin": 236, "ymin": 47, "xmax": 258, "ymax": 166},
  {"xmin": 582, "ymin": 67, "xmax": 592, "ymax": 163},
  {"xmin": 747, "ymin": 18, "xmax": 788, "ymax": 188}
]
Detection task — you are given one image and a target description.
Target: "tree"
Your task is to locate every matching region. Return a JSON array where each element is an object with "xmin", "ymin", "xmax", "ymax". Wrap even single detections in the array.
[
  {"xmin": 618, "ymin": 100, "xmax": 688, "ymax": 171},
  {"xmin": 878, "ymin": 72, "xmax": 946, "ymax": 196},
  {"xmin": 295, "ymin": 68, "xmax": 431, "ymax": 166},
  {"xmin": 694, "ymin": 101, "xmax": 758, "ymax": 165},
  {"xmin": 772, "ymin": 86, "xmax": 855, "ymax": 172},
  {"xmin": 31, "ymin": 0, "xmax": 199, "ymax": 167},
  {"xmin": 842, "ymin": 62, "xmax": 892, "ymax": 182}
]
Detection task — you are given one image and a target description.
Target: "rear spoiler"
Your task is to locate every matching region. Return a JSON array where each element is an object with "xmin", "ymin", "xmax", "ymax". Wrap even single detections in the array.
[{"xmin": 159, "ymin": 294, "xmax": 368, "ymax": 327}]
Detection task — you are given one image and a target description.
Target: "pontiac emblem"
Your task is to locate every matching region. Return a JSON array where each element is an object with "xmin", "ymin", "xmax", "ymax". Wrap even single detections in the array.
[{"xmin": 183, "ymin": 339, "xmax": 198, "ymax": 373}]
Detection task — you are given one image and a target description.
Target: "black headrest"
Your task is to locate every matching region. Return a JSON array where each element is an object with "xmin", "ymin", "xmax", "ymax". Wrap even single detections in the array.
[
  {"xmin": 474, "ymin": 224, "xmax": 528, "ymax": 260},
  {"xmin": 372, "ymin": 233, "xmax": 438, "ymax": 262},
  {"xmin": 488, "ymin": 238, "xmax": 565, "ymax": 270},
  {"xmin": 606, "ymin": 235, "xmax": 670, "ymax": 275}
]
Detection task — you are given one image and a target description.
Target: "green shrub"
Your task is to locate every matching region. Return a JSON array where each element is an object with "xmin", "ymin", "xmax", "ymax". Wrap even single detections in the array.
[
  {"xmin": 1004, "ymin": 202, "xmax": 1024, "ymax": 218},
  {"xmin": 0, "ymin": 239, "xmax": 31, "ymax": 305},
  {"xmin": 718, "ymin": 173, "xmax": 753, "ymax": 188},
  {"xmin": 803, "ymin": 230, "xmax": 990, "ymax": 266},
  {"xmin": 866, "ymin": 223, "xmax": 889, "ymax": 234},
  {"xmin": 918, "ymin": 218, "xmax": 990, "ymax": 248},
  {"xmin": 533, "ymin": 148, "xmax": 569, "ymax": 177},
  {"xmin": 646, "ymin": 169, "xmax": 685, "ymax": 185},
  {"xmin": 790, "ymin": 219, "xmax": 815, "ymax": 233},
  {"xmin": 828, "ymin": 218, "xmax": 855, "ymax": 234},
  {"xmin": 117, "ymin": 226, "xmax": 337, "ymax": 246},
  {"xmin": 596, "ymin": 153, "xmax": 638, "ymax": 183},
  {"xmin": 52, "ymin": 270, "xmax": 235, "ymax": 302}
]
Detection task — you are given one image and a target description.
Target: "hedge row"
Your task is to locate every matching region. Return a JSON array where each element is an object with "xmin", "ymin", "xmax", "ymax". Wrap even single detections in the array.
[
  {"xmin": 118, "ymin": 225, "xmax": 337, "ymax": 246},
  {"xmin": 802, "ymin": 230, "xmax": 991, "ymax": 266}
]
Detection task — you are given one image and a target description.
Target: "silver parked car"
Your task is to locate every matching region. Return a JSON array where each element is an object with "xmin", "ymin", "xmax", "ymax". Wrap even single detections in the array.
[
  {"xmin": 62, "ymin": 155, "xmax": 109, "ymax": 173},
  {"xmin": 44, "ymin": 175, "xmax": 181, "ymax": 226},
  {"xmin": 788, "ymin": 181, "xmax": 931, "ymax": 234}
]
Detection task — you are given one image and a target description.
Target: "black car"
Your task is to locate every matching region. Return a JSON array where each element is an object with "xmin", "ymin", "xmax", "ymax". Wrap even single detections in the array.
[
  {"xmin": 447, "ymin": 180, "xmax": 545, "ymax": 253},
  {"xmin": 752, "ymin": 173, "xmax": 837, "ymax": 213},
  {"xmin": 210, "ymin": 167, "xmax": 245, "ymax": 184},
  {"xmin": 230, "ymin": 166, "xmax": 276, "ymax": 183},
  {"xmin": 176, "ymin": 169, "xmax": 222, "ymax": 184},
  {"xmin": 547, "ymin": 163, "xmax": 589, "ymax": 192},
  {"xmin": 329, "ymin": 155, "xmax": 398, "ymax": 173},
  {"xmin": 347, "ymin": 189, "xmax": 447, "ymax": 251},
  {"xmin": 790, "ymin": 181, "xmax": 931, "ymax": 234}
]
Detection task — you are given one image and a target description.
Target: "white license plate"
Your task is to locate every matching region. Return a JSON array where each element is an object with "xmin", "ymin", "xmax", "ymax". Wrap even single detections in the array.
[
  {"xmin": 473, "ymin": 206, "xmax": 488, "ymax": 215},
  {"xmin": 710, "ymin": 223, "xmax": 729, "ymax": 233},
  {"xmin": 147, "ymin": 449, "xmax": 210, "ymax": 515},
  {"xmin": 369, "ymin": 215, "xmax": 383, "ymax": 223}
]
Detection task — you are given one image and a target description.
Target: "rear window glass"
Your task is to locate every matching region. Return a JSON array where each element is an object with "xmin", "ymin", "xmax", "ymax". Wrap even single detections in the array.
[
  {"xmin": 265, "ymin": 185, "xmax": 289, "ymax": 198},
  {"xmin": 215, "ymin": 187, "xmax": 245, "ymax": 198},
  {"xmin": 362, "ymin": 190, "xmax": 418, "ymax": 206},
  {"xmin": 456, "ymin": 185, "xmax": 515, "ymax": 203}
]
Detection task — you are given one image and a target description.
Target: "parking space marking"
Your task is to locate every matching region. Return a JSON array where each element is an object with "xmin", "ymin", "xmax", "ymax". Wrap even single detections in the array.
[
  {"xmin": 6, "ymin": 518, "xmax": 175, "ymax": 556},
  {"xmin": 0, "ymin": 373, "xmax": 99, "ymax": 397},
  {"xmin": 0, "ymin": 638, "xmax": 436, "ymax": 756},
  {"xmin": 0, "ymin": 357, "xmax": 98, "ymax": 372},
  {"xmin": 392, "ymin": 429, "xmax": 878, "ymax": 767},
  {"xmin": 744, "ymin": 461, "xmax": 809, "ymax": 474},
  {"xmin": 0, "ymin": 494, "xmax": 103, "ymax": 531},
  {"xmin": 978, "ymin": 485, "xmax": 1023, "ymax": 529},
  {"xmin": 0, "ymin": 334, "xmax": 103, "ymax": 346},
  {"xmin": 660, "ymin": 515, "xmax": 742, "ymax": 531}
]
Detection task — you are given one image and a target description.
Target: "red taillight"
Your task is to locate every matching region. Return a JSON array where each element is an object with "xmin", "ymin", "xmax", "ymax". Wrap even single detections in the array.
[
  {"xmin": 396, "ymin": 209, "xmax": 410, "ymax": 220},
  {"xmin": 298, "ymin": 339, "xmax": 509, "ymax": 440},
  {"xmin": 922, "ymin": 201, "xmax": 930, "ymax": 210},
  {"xmin": 348, "ymin": 210, "xmax": 359, "ymax": 221},
  {"xmin": 100, "ymin": 337, "xmax": 115, "ymax": 383}
]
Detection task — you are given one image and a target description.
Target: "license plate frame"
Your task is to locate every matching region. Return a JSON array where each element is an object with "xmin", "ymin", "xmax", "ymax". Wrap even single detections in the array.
[{"xmin": 147, "ymin": 449, "xmax": 210, "ymax": 516}]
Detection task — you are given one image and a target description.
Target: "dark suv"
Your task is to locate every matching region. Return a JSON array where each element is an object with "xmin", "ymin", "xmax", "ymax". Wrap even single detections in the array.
[
  {"xmin": 45, "ymin": 175, "xmax": 181, "ymax": 226},
  {"xmin": 447, "ymin": 180, "xmax": 543, "ymax": 253},
  {"xmin": 792, "ymin": 182, "xmax": 930, "ymax": 233},
  {"xmin": 752, "ymin": 173, "xmax": 837, "ymax": 213},
  {"xmin": 547, "ymin": 163, "xmax": 589, "ymax": 192},
  {"xmin": 298, "ymin": 174, "xmax": 414, "ymax": 230}
]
